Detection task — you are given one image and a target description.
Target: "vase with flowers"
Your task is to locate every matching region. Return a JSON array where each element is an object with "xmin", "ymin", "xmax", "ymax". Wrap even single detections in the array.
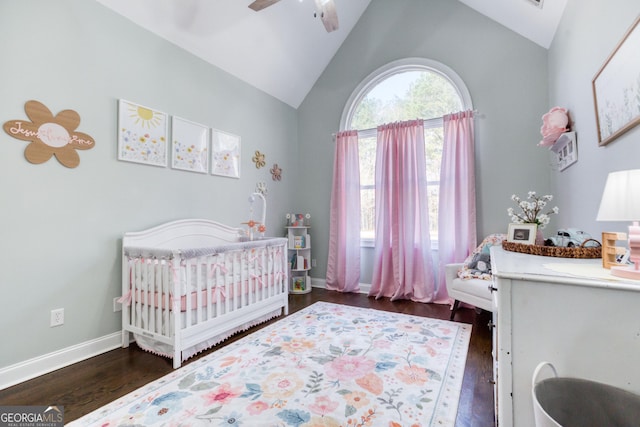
[{"xmin": 507, "ymin": 191, "xmax": 559, "ymax": 245}]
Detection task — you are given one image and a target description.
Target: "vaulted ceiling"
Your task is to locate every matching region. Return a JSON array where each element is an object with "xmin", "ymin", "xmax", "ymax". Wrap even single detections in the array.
[{"xmin": 96, "ymin": 0, "xmax": 567, "ymax": 108}]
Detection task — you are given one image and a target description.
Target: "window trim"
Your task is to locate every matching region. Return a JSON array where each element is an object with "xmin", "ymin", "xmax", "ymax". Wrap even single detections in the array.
[{"xmin": 340, "ymin": 57, "xmax": 473, "ymax": 131}]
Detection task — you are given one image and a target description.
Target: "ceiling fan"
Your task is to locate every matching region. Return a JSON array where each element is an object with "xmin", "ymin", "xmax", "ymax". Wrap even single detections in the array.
[{"xmin": 248, "ymin": 0, "xmax": 339, "ymax": 33}]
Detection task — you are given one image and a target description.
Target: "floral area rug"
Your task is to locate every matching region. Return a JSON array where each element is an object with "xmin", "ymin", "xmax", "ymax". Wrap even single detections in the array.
[{"xmin": 70, "ymin": 302, "xmax": 471, "ymax": 426}]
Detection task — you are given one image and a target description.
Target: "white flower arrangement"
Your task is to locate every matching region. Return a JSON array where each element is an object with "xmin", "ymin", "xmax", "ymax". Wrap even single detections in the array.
[{"xmin": 507, "ymin": 191, "xmax": 559, "ymax": 229}]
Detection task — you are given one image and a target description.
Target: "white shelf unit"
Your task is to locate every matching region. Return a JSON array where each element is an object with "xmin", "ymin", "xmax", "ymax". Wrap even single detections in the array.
[{"xmin": 286, "ymin": 224, "xmax": 311, "ymax": 294}]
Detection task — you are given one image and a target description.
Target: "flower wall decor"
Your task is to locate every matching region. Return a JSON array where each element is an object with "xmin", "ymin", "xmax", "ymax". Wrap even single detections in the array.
[
  {"xmin": 538, "ymin": 107, "xmax": 569, "ymax": 147},
  {"xmin": 3, "ymin": 100, "xmax": 95, "ymax": 168},
  {"xmin": 252, "ymin": 150, "xmax": 266, "ymax": 169},
  {"xmin": 270, "ymin": 163, "xmax": 282, "ymax": 181},
  {"xmin": 507, "ymin": 191, "xmax": 559, "ymax": 229},
  {"xmin": 255, "ymin": 181, "xmax": 267, "ymax": 196}
]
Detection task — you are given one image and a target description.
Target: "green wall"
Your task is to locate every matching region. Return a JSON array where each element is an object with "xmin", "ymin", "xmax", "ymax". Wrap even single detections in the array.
[
  {"xmin": 548, "ymin": 0, "xmax": 640, "ymax": 236},
  {"xmin": 0, "ymin": 0, "xmax": 298, "ymax": 370},
  {"xmin": 297, "ymin": 0, "xmax": 550, "ymax": 283}
]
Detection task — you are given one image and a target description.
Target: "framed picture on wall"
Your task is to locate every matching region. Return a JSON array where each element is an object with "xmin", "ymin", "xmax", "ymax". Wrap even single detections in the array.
[
  {"xmin": 550, "ymin": 131, "xmax": 578, "ymax": 171},
  {"xmin": 507, "ymin": 223, "xmax": 537, "ymax": 245},
  {"xmin": 117, "ymin": 99, "xmax": 169, "ymax": 167},
  {"xmin": 211, "ymin": 129, "xmax": 241, "ymax": 178},
  {"xmin": 171, "ymin": 116, "xmax": 209, "ymax": 174},
  {"xmin": 592, "ymin": 16, "xmax": 640, "ymax": 146}
]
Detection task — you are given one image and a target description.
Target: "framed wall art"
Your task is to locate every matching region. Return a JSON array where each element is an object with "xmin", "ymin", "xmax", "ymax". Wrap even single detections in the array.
[
  {"xmin": 118, "ymin": 99, "xmax": 168, "ymax": 167},
  {"xmin": 171, "ymin": 116, "xmax": 209, "ymax": 174},
  {"xmin": 507, "ymin": 223, "xmax": 537, "ymax": 245},
  {"xmin": 592, "ymin": 15, "xmax": 640, "ymax": 146},
  {"xmin": 211, "ymin": 129, "xmax": 241, "ymax": 178},
  {"xmin": 550, "ymin": 131, "xmax": 578, "ymax": 171}
]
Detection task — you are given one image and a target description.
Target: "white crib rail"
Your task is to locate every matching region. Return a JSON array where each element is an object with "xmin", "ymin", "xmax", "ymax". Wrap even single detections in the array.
[{"xmin": 121, "ymin": 239, "xmax": 288, "ymax": 366}]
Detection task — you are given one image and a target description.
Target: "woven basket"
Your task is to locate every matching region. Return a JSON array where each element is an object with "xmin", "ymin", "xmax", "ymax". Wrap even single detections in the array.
[{"xmin": 502, "ymin": 239, "xmax": 601, "ymax": 259}]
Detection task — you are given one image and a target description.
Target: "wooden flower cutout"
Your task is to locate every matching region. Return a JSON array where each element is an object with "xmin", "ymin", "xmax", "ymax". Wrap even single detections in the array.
[
  {"xmin": 270, "ymin": 163, "xmax": 282, "ymax": 181},
  {"xmin": 3, "ymin": 100, "xmax": 95, "ymax": 168},
  {"xmin": 252, "ymin": 150, "xmax": 266, "ymax": 169}
]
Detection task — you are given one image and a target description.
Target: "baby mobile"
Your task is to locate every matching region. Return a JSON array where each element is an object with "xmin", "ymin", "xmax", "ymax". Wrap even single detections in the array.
[
  {"xmin": 242, "ymin": 192, "xmax": 267, "ymax": 240},
  {"xmin": 244, "ymin": 150, "xmax": 284, "ymax": 238}
]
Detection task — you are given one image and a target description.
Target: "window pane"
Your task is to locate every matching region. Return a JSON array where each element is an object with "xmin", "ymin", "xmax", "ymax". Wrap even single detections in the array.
[
  {"xmin": 361, "ymin": 187, "xmax": 375, "ymax": 239},
  {"xmin": 425, "ymin": 126, "xmax": 442, "ymax": 241},
  {"xmin": 349, "ymin": 67, "xmax": 464, "ymax": 243},
  {"xmin": 358, "ymin": 136, "xmax": 376, "ymax": 186},
  {"xmin": 427, "ymin": 184, "xmax": 439, "ymax": 241},
  {"xmin": 351, "ymin": 71, "xmax": 462, "ymax": 130},
  {"xmin": 425, "ymin": 127, "xmax": 443, "ymax": 183},
  {"xmin": 359, "ymin": 135, "xmax": 376, "ymax": 238}
]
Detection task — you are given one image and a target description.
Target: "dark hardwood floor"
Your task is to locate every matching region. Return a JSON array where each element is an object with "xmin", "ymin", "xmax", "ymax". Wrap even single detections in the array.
[{"xmin": 0, "ymin": 289, "xmax": 495, "ymax": 426}]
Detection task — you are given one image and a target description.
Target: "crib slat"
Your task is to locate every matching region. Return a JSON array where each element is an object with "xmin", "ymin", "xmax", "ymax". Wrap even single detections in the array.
[
  {"xmin": 133, "ymin": 259, "xmax": 141, "ymax": 328},
  {"xmin": 241, "ymin": 250, "xmax": 247, "ymax": 309},
  {"xmin": 185, "ymin": 259, "xmax": 192, "ymax": 328},
  {"xmin": 195, "ymin": 257, "xmax": 202, "ymax": 325},
  {"xmin": 205, "ymin": 257, "xmax": 212, "ymax": 322},
  {"xmin": 154, "ymin": 260, "xmax": 163, "ymax": 333},
  {"xmin": 224, "ymin": 252, "xmax": 231, "ymax": 315},
  {"xmin": 162, "ymin": 260, "xmax": 170, "ymax": 336},
  {"xmin": 149, "ymin": 259, "xmax": 156, "ymax": 333}
]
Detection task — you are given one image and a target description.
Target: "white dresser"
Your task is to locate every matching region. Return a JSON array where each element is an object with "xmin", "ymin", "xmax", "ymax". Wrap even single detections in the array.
[{"xmin": 490, "ymin": 246, "xmax": 640, "ymax": 427}]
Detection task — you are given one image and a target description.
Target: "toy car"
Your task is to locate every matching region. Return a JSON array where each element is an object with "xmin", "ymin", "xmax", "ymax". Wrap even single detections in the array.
[{"xmin": 545, "ymin": 228, "xmax": 599, "ymax": 247}]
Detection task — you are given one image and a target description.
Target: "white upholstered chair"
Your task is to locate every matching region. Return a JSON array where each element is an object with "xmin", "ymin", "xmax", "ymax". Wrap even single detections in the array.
[{"xmin": 445, "ymin": 263, "xmax": 495, "ymax": 320}]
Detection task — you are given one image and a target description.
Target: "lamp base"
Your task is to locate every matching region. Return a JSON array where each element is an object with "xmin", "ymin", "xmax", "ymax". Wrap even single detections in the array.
[{"xmin": 610, "ymin": 265, "xmax": 640, "ymax": 280}]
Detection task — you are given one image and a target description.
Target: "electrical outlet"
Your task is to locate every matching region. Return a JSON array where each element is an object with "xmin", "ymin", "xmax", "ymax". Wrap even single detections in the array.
[
  {"xmin": 113, "ymin": 297, "xmax": 122, "ymax": 312},
  {"xmin": 312, "ymin": 258, "xmax": 317, "ymax": 268},
  {"xmin": 50, "ymin": 308, "xmax": 64, "ymax": 327}
]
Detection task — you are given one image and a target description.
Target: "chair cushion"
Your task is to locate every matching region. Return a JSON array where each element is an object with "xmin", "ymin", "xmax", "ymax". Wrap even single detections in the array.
[
  {"xmin": 450, "ymin": 276, "xmax": 492, "ymax": 300},
  {"xmin": 457, "ymin": 233, "xmax": 506, "ymax": 280}
]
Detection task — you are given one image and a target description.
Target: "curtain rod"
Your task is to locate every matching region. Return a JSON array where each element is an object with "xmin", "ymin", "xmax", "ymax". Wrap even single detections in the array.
[{"xmin": 332, "ymin": 109, "xmax": 480, "ymax": 138}]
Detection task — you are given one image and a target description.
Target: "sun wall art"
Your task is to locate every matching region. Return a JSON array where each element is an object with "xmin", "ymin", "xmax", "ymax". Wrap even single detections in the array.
[
  {"xmin": 3, "ymin": 100, "xmax": 95, "ymax": 168},
  {"xmin": 118, "ymin": 99, "xmax": 168, "ymax": 167}
]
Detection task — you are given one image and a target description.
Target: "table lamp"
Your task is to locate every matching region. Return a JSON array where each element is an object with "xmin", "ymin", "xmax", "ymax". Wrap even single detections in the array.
[{"xmin": 597, "ymin": 169, "xmax": 640, "ymax": 279}]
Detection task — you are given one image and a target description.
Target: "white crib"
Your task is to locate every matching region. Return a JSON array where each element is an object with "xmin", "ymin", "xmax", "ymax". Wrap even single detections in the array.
[{"xmin": 120, "ymin": 219, "xmax": 289, "ymax": 368}]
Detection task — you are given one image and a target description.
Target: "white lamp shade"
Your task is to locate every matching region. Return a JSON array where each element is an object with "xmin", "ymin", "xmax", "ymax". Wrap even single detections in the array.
[{"xmin": 597, "ymin": 169, "xmax": 640, "ymax": 221}]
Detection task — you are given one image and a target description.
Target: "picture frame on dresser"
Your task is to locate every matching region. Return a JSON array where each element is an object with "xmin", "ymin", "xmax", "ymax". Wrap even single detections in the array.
[{"xmin": 507, "ymin": 223, "xmax": 537, "ymax": 245}]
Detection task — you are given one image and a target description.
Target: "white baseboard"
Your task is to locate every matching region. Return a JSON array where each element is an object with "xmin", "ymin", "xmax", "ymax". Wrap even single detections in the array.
[
  {"xmin": 310, "ymin": 277, "xmax": 371, "ymax": 295},
  {"xmin": 2, "ymin": 282, "xmax": 374, "ymax": 391},
  {"xmin": 0, "ymin": 332, "xmax": 122, "ymax": 390}
]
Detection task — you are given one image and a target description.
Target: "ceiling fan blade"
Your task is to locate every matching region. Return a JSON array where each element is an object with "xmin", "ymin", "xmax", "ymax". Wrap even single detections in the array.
[
  {"xmin": 314, "ymin": 0, "xmax": 339, "ymax": 32},
  {"xmin": 248, "ymin": 0, "xmax": 281, "ymax": 12}
]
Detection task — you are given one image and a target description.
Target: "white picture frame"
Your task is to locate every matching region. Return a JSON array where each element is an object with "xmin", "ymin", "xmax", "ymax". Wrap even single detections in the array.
[
  {"xmin": 171, "ymin": 116, "xmax": 209, "ymax": 174},
  {"xmin": 550, "ymin": 131, "xmax": 578, "ymax": 172},
  {"xmin": 117, "ymin": 99, "xmax": 168, "ymax": 167},
  {"xmin": 507, "ymin": 223, "xmax": 537, "ymax": 245},
  {"xmin": 211, "ymin": 129, "xmax": 241, "ymax": 178}
]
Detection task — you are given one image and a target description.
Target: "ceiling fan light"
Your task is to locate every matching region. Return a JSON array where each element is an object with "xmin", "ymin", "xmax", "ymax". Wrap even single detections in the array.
[{"xmin": 526, "ymin": 0, "xmax": 544, "ymax": 9}]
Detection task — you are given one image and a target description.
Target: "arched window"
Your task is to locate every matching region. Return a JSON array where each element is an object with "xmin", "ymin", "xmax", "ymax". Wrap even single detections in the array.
[{"xmin": 341, "ymin": 58, "xmax": 472, "ymax": 245}]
